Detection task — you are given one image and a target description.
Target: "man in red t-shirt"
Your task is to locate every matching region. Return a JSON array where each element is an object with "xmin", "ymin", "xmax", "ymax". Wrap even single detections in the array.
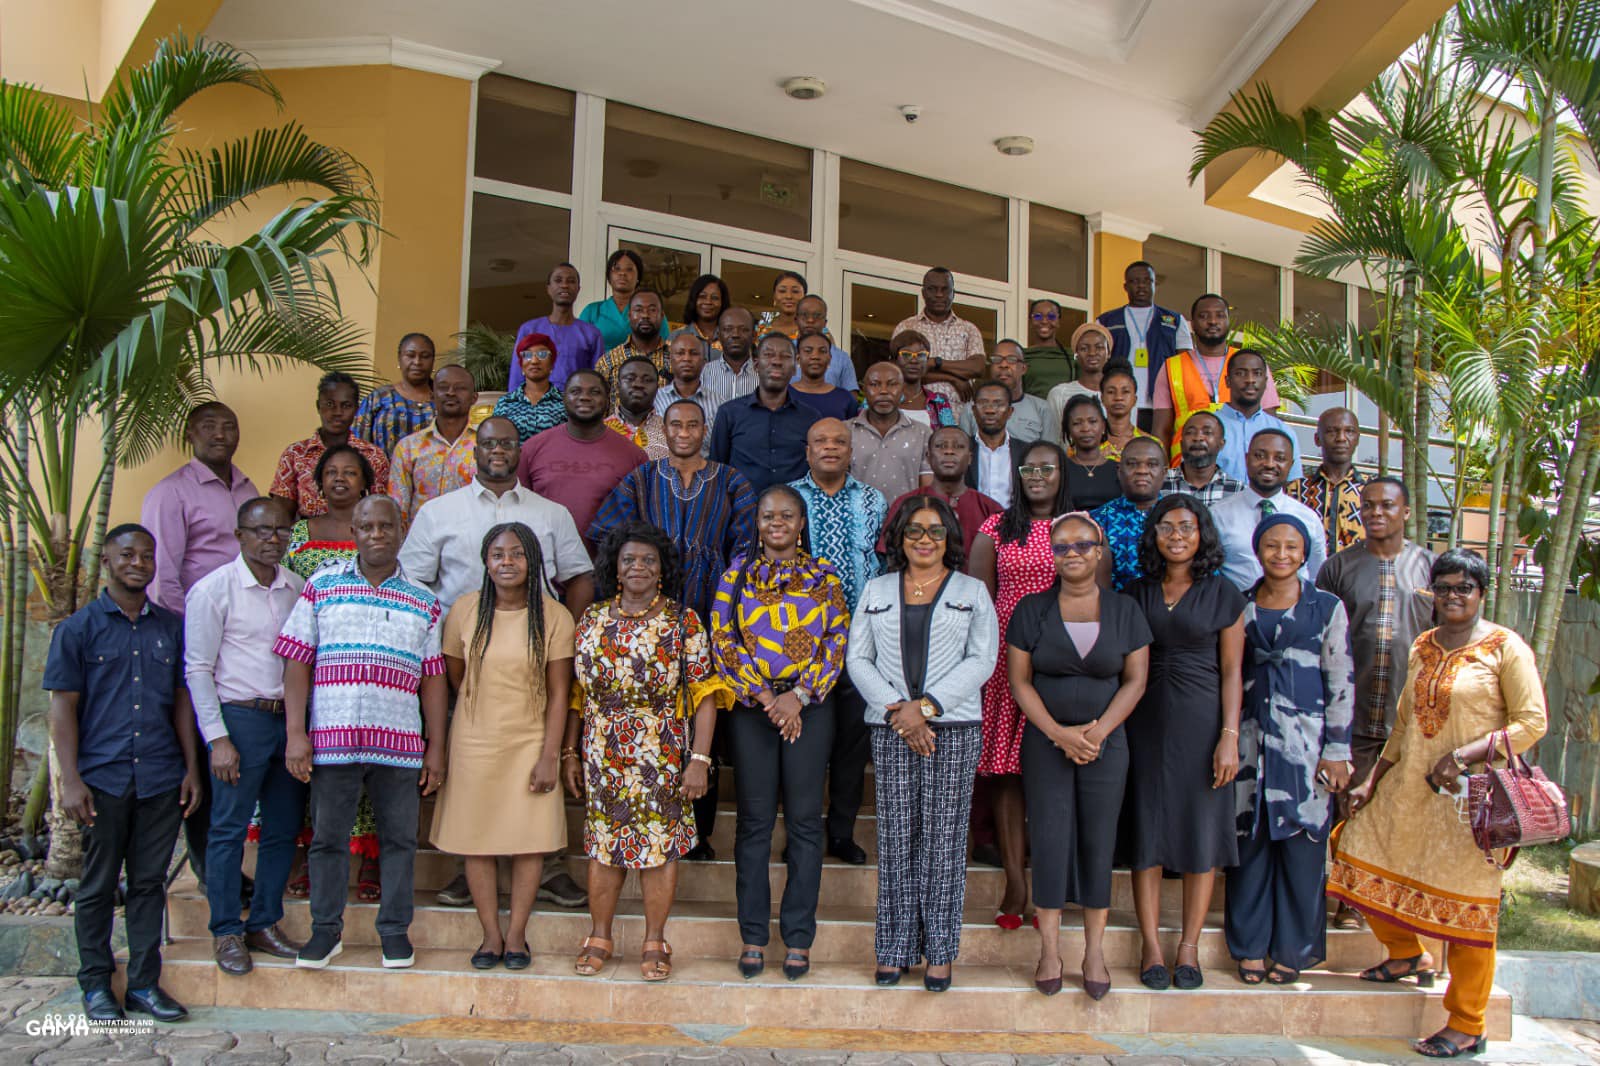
[
  {"xmin": 878, "ymin": 426, "xmax": 1002, "ymax": 566},
  {"xmin": 516, "ymin": 370, "xmax": 647, "ymax": 552}
]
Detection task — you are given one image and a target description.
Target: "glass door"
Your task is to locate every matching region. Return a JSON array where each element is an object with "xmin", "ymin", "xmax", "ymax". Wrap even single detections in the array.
[
  {"xmin": 712, "ymin": 247, "xmax": 809, "ymax": 333},
  {"xmin": 844, "ymin": 271, "xmax": 1008, "ymax": 381},
  {"xmin": 608, "ymin": 227, "xmax": 710, "ymax": 330}
]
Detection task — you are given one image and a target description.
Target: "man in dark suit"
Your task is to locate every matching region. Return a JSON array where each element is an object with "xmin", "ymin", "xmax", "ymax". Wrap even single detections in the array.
[{"xmin": 966, "ymin": 380, "xmax": 1034, "ymax": 509}]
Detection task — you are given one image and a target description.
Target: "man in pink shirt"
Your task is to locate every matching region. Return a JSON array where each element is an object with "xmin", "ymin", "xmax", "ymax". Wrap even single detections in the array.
[
  {"xmin": 516, "ymin": 370, "xmax": 647, "ymax": 552},
  {"xmin": 141, "ymin": 403, "xmax": 261, "ymax": 614}
]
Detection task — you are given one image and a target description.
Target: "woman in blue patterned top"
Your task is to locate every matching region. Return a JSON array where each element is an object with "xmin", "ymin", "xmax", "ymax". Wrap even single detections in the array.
[
  {"xmin": 352, "ymin": 333, "xmax": 436, "ymax": 455},
  {"xmin": 494, "ymin": 332, "xmax": 570, "ymax": 443},
  {"xmin": 1228, "ymin": 513, "xmax": 1354, "ymax": 986}
]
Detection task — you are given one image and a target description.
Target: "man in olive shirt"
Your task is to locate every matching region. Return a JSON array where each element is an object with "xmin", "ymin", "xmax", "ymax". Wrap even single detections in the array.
[{"xmin": 1314, "ymin": 476, "xmax": 1433, "ymax": 929}]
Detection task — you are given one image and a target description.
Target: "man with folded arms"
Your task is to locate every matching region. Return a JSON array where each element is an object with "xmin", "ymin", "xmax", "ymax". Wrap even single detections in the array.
[{"xmin": 184, "ymin": 497, "xmax": 307, "ymax": 975}]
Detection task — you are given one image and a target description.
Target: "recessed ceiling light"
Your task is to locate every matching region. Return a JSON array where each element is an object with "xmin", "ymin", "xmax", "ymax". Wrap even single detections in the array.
[
  {"xmin": 995, "ymin": 135, "xmax": 1034, "ymax": 156},
  {"xmin": 781, "ymin": 76, "xmax": 827, "ymax": 100}
]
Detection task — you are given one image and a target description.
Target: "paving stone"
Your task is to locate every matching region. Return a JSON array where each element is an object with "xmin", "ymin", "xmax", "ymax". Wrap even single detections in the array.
[
  {"xmin": 936, "ymin": 1056, "xmax": 1016, "ymax": 1066},
  {"xmin": 208, "ymin": 1055, "xmax": 291, "ymax": 1066},
  {"xmin": 436, "ymin": 1039, "xmax": 506, "ymax": 1066},
  {"xmin": 493, "ymin": 1050, "xmax": 572, "ymax": 1066}
]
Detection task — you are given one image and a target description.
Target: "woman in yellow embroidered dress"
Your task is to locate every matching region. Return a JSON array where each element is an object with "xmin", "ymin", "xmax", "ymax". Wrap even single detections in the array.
[{"xmin": 1328, "ymin": 549, "xmax": 1547, "ymax": 1060}]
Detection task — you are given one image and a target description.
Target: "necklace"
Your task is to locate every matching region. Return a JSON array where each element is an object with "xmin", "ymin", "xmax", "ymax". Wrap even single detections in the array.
[
  {"xmin": 613, "ymin": 593, "xmax": 661, "ymax": 619},
  {"xmin": 907, "ymin": 569, "xmax": 946, "ymax": 599},
  {"xmin": 1162, "ymin": 581, "xmax": 1190, "ymax": 611}
]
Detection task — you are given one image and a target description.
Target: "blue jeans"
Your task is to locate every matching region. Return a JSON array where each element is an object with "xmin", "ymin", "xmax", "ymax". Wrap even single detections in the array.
[{"xmin": 205, "ymin": 703, "xmax": 307, "ymax": 937}]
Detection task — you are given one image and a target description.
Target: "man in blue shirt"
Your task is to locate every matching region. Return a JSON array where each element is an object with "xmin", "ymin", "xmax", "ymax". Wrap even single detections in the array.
[
  {"xmin": 709, "ymin": 334, "xmax": 820, "ymax": 494},
  {"xmin": 791, "ymin": 295, "xmax": 859, "ymax": 391},
  {"xmin": 1091, "ymin": 436, "xmax": 1166, "ymax": 590},
  {"xmin": 1215, "ymin": 349, "xmax": 1303, "ymax": 484},
  {"xmin": 45, "ymin": 524, "xmax": 202, "ymax": 1023}
]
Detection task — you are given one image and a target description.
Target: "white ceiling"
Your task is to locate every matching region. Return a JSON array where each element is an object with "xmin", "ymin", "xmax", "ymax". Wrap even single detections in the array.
[{"xmin": 206, "ymin": 0, "xmax": 1337, "ymax": 270}]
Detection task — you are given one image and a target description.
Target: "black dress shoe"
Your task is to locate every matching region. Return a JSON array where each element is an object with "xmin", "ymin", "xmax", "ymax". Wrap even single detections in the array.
[
  {"xmin": 683, "ymin": 840, "xmax": 716, "ymax": 861},
  {"xmin": 875, "ymin": 965, "xmax": 909, "ymax": 986},
  {"xmin": 124, "ymin": 986, "xmax": 188, "ymax": 1023},
  {"xmin": 828, "ymin": 837, "xmax": 868, "ymax": 865},
  {"xmin": 82, "ymin": 988, "xmax": 124, "ymax": 1021}
]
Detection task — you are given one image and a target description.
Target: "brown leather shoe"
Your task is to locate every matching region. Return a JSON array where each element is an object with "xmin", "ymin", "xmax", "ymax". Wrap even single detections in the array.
[
  {"xmin": 214, "ymin": 934, "xmax": 252, "ymax": 976},
  {"xmin": 245, "ymin": 924, "xmax": 304, "ymax": 958}
]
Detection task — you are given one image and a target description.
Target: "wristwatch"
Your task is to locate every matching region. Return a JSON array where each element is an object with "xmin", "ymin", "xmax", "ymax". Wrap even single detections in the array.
[{"xmin": 919, "ymin": 698, "xmax": 940, "ymax": 720}]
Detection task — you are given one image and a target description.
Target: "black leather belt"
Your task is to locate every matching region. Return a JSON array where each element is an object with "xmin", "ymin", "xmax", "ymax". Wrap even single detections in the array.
[{"xmin": 231, "ymin": 698, "xmax": 286, "ymax": 714}]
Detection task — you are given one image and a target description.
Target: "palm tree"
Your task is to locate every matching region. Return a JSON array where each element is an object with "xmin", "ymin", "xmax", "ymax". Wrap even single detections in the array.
[{"xmin": 0, "ymin": 34, "xmax": 380, "ymax": 865}]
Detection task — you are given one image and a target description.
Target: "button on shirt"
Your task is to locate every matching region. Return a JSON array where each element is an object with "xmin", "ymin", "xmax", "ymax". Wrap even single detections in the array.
[
  {"xmin": 42, "ymin": 592, "xmax": 188, "ymax": 798},
  {"xmin": 183, "ymin": 556, "xmax": 304, "ymax": 743},
  {"xmin": 273, "ymin": 558, "xmax": 445, "ymax": 769},
  {"xmin": 789, "ymin": 474, "xmax": 886, "ymax": 610},
  {"xmin": 398, "ymin": 479, "xmax": 594, "ymax": 609},
  {"xmin": 1212, "ymin": 489, "xmax": 1328, "ymax": 589},
  {"xmin": 140, "ymin": 459, "xmax": 261, "ymax": 613},
  {"xmin": 849, "ymin": 412, "xmax": 933, "ymax": 502},
  {"xmin": 974, "ymin": 433, "xmax": 1015, "ymax": 508},
  {"xmin": 701, "ymin": 357, "xmax": 760, "ymax": 408},
  {"xmin": 709, "ymin": 389, "xmax": 820, "ymax": 494},
  {"xmin": 1214, "ymin": 405, "xmax": 1304, "ymax": 484}
]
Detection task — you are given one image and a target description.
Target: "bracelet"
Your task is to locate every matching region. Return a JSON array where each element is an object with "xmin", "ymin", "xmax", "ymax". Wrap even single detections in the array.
[
  {"xmin": 560, "ymin": 747, "xmax": 579, "ymax": 758},
  {"xmin": 689, "ymin": 752, "xmax": 713, "ymax": 766},
  {"xmin": 560, "ymin": 752, "xmax": 580, "ymax": 763},
  {"xmin": 1451, "ymin": 749, "xmax": 1470, "ymax": 772},
  {"xmin": 1220, "ymin": 727, "xmax": 1238, "ymax": 737}
]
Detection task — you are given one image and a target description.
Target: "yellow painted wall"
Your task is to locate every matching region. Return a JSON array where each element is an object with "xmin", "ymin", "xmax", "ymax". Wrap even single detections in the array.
[
  {"xmin": 1092, "ymin": 232, "xmax": 1143, "ymax": 315},
  {"xmin": 87, "ymin": 63, "xmax": 472, "ymax": 525}
]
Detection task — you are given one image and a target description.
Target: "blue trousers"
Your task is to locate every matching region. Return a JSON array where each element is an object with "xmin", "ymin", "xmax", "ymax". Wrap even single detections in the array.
[
  {"xmin": 205, "ymin": 704, "xmax": 307, "ymax": 937},
  {"xmin": 1223, "ymin": 815, "xmax": 1328, "ymax": 971}
]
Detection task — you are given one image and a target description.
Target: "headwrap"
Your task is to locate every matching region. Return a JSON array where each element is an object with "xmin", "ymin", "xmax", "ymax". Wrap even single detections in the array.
[
  {"xmin": 1069, "ymin": 321, "xmax": 1114, "ymax": 353},
  {"xmin": 1251, "ymin": 512, "xmax": 1310, "ymax": 556},
  {"xmin": 1051, "ymin": 510, "xmax": 1106, "ymax": 545}
]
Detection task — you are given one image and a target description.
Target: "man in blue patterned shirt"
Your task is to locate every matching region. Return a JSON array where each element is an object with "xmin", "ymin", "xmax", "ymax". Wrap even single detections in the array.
[
  {"xmin": 1092, "ymin": 436, "xmax": 1166, "ymax": 590},
  {"xmin": 790, "ymin": 418, "xmax": 886, "ymax": 866}
]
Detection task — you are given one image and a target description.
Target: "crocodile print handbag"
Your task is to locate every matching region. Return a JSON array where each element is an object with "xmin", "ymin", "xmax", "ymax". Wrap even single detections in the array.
[{"xmin": 1467, "ymin": 729, "xmax": 1570, "ymax": 870}]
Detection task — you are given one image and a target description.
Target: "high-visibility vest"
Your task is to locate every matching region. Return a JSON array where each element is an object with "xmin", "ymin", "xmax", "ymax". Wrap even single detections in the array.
[{"xmin": 1165, "ymin": 347, "xmax": 1239, "ymax": 462}]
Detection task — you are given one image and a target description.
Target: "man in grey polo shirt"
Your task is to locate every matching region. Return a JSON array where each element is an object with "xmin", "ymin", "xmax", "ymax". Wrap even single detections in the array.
[{"xmin": 849, "ymin": 361, "xmax": 933, "ymax": 502}]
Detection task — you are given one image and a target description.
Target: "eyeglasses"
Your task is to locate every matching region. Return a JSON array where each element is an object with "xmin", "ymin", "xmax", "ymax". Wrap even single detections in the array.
[
  {"xmin": 903, "ymin": 524, "xmax": 949, "ymax": 543},
  {"xmin": 242, "ymin": 525, "xmax": 293, "ymax": 540},
  {"xmin": 478, "ymin": 437, "xmax": 521, "ymax": 452},
  {"xmin": 988, "ymin": 355, "xmax": 1024, "ymax": 366},
  {"xmin": 897, "ymin": 349, "xmax": 930, "ymax": 361},
  {"xmin": 1431, "ymin": 581, "xmax": 1480, "ymax": 599},
  {"xmin": 1052, "ymin": 540, "xmax": 1100, "ymax": 557},
  {"xmin": 1030, "ymin": 311, "xmax": 1060, "ymax": 322},
  {"xmin": 1018, "ymin": 464, "xmax": 1057, "ymax": 478},
  {"xmin": 522, "ymin": 348, "xmax": 554, "ymax": 360},
  {"xmin": 1155, "ymin": 521, "xmax": 1198, "ymax": 537}
]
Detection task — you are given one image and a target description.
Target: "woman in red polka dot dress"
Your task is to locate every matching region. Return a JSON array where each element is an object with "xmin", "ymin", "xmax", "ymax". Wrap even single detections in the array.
[{"xmin": 969, "ymin": 442, "xmax": 1075, "ymax": 929}]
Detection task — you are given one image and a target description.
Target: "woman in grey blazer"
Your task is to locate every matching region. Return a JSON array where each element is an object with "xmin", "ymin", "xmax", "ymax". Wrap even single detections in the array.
[{"xmin": 846, "ymin": 495, "xmax": 999, "ymax": 992}]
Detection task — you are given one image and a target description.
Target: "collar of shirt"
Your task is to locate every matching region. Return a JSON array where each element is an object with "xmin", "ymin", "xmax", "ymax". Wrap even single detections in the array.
[
  {"xmin": 184, "ymin": 456, "xmax": 243, "ymax": 487},
  {"xmin": 97, "ymin": 588, "xmax": 152, "ymax": 618},
  {"xmin": 738, "ymin": 388, "xmax": 800, "ymax": 412},
  {"xmin": 977, "ymin": 432, "xmax": 1010, "ymax": 454},
  {"xmin": 470, "ymin": 477, "xmax": 530, "ymax": 505},
  {"xmin": 232, "ymin": 554, "xmax": 295, "ymax": 591},
  {"xmin": 1317, "ymin": 464, "xmax": 1364, "ymax": 485},
  {"xmin": 799, "ymin": 472, "xmax": 862, "ymax": 498},
  {"xmin": 328, "ymin": 554, "xmax": 413, "ymax": 588},
  {"xmin": 852, "ymin": 410, "xmax": 915, "ymax": 438}
]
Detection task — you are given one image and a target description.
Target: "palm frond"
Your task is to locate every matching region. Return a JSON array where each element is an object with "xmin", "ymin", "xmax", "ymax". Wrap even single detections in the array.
[
  {"xmin": 0, "ymin": 82, "xmax": 85, "ymax": 188},
  {"xmin": 97, "ymin": 34, "xmax": 280, "ymax": 135}
]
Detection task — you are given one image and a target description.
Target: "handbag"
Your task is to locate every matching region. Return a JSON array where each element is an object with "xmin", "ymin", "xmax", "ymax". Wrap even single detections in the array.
[{"xmin": 1465, "ymin": 729, "xmax": 1570, "ymax": 869}]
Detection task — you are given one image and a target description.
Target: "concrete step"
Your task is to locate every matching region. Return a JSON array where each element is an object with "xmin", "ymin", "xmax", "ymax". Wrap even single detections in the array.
[
  {"xmin": 166, "ymin": 885, "xmax": 1383, "ymax": 972},
  {"xmin": 155, "ymin": 939, "xmax": 1510, "ymax": 1040}
]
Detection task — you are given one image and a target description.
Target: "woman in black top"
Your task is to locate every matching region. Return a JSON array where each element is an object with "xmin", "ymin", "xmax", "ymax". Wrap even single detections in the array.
[
  {"xmin": 1060, "ymin": 394, "xmax": 1119, "ymax": 511},
  {"xmin": 1009, "ymin": 512, "xmax": 1151, "ymax": 1000},
  {"xmin": 1120, "ymin": 494, "xmax": 1246, "ymax": 991}
]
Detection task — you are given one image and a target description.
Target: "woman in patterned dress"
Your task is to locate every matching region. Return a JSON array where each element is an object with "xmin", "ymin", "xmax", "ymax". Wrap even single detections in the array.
[
  {"xmin": 968, "ymin": 441, "xmax": 1074, "ymax": 927},
  {"xmin": 279, "ymin": 444, "xmax": 384, "ymax": 901},
  {"xmin": 562, "ymin": 521, "xmax": 726, "ymax": 981}
]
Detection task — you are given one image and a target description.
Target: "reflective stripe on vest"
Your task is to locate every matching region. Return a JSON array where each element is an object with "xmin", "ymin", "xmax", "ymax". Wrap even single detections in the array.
[{"xmin": 1166, "ymin": 348, "xmax": 1237, "ymax": 462}]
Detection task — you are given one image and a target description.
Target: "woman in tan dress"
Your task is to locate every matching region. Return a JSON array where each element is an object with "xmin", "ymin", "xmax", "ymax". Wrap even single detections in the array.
[
  {"xmin": 433, "ymin": 522, "xmax": 575, "ymax": 971},
  {"xmin": 1329, "ymin": 549, "xmax": 1548, "ymax": 1059}
]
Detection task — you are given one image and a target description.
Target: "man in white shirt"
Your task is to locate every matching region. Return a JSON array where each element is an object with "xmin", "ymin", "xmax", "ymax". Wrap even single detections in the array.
[
  {"xmin": 183, "ymin": 497, "xmax": 306, "ymax": 974},
  {"xmin": 964, "ymin": 381, "xmax": 1031, "ymax": 508},
  {"xmin": 1213, "ymin": 427, "xmax": 1327, "ymax": 589},
  {"xmin": 701, "ymin": 306, "xmax": 760, "ymax": 406},
  {"xmin": 399, "ymin": 416, "xmax": 595, "ymax": 613}
]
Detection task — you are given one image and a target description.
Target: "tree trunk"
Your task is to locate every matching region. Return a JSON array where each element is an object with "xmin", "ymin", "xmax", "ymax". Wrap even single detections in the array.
[
  {"xmin": 1396, "ymin": 274, "xmax": 1423, "ymax": 542},
  {"xmin": 1483, "ymin": 450, "xmax": 1507, "ymax": 619},
  {"xmin": 0, "ymin": 408, "xmax": 25, "ymax": 817},
  {"xmin": 1493, "ymin": 436, "xmax": 1528, "ymax": 619},
  {"xmin": 1528, "ymin": 419, "xmax": 1600, "ymax": 671}
]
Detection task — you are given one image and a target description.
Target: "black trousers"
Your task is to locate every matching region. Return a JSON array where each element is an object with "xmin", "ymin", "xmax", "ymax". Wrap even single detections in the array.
[
  {"xmin": 308, "ymin": 764, "xmax": 419, "ymax": 939},
  {"xmin": 728, "ymin": 699, "xmax": 834, "ymax": 948},
  {"xmin": 1021, "ymin": 723, "xmax": 1128, "ymax": 910},
  {"xmin": 691, "ymin": 707, "xmax": 730, "ymax": 845},
  {"xmin": 76, "ymin": 786, "xmax": 183, "ymax": 993},
  {"xmin": 1224, "ymin": 815, "xmax": 1328, "ymax": 970},
  {"xmin": 825, "ymin": 672, "xmax": 869, "ymax": 844}
]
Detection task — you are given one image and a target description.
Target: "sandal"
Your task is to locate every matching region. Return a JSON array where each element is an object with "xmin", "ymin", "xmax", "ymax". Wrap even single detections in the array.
[
  {"xmin": 285, "ymin": 869, "xmax": 310, "ymax": 900},
  {"xmin": 782, "ymin": 948, "xmax": 810, "ymax": 981},
  {"xmin": 1237, "ymin": 961, "xmax": 1268, "ymax": 985},
  {"xmin": 1360, "ymin": 954, "xmax": 1434, "ymax": 987},
  {"xmin": 573, "ymin": 935, "xmax": 613, "ymax": 976},
  {"xmin": 738, "ymin": 948, "xmax": 764, "ymax": 979},
  {"xmin": 1414, "ymin": 1033, "xmax": 1486, "ymax": 1058},
  {"xmin": 1331, "ymin": 906, "xmax": 1364, "ymax": 931},
  {"xmin": 1266, "ymin": 965, "xmax": 1300, "ymax": 985},
  {"xmin": 356, "ymin": 857, "xmax": 381, "ymax": 903},
  {"xmin": 640, "ymin": 939, "xmax": 672, "ymax": 982}
]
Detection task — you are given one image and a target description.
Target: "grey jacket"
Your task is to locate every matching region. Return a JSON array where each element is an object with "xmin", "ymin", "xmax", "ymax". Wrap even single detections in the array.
[{"xmin": 846, "ymin": 570, "xmax": 999, "ymax": 726}]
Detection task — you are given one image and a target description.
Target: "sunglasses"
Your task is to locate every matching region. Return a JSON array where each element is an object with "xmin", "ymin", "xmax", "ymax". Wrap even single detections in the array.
[
  {"xmin": 897, "ymin": 349, "xmax": 930, "ymax": 361},
  {"xmin": 1431, "ymin": 581, "xmax": 1480, "ymax": 599},
  {"xmin": 1031, "ymin": 311, "xmax": 1060, "ymax": 322},
  {"xmin": 1018, "ymin": 464, "xmax": 1057, "ymax": 478},
  {"xmin": 904, "ymin": 524, "xmax": 949, "ymax": 542},
  {"xmin": 1052, "ymin": 540, "xmax": 1100, "ymax": 557}
]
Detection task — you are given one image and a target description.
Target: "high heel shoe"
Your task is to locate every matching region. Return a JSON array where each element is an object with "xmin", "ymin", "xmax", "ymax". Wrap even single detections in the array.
[
  {"xmin": 1360, "ymin": 954, "xmax": 1435, "ymax": 988},
  {"xmin": 1034, "ymin": 959, "xmax": 1064, "ymax": 997},
  {"xmin": 924, "ymin": 966, "xmax": 952, "ymax": 992},
  {"xmin": 875, "ymin": 965, "xmax": 909, "ymax": 986},
  {"xmin": 782, "ymin": 949, "xmax": 810, "ymax": 981},
  {"xmin": 1082, "ymin": 957, "xmax": 1111, "ymax": 1001},
  {"xmin": 737, "ymin": 949, "xmax": 764, "ymax": 979},
  {"xmin": 994, "ymin": 912, "xmax": 1023, "ymax": 931}
]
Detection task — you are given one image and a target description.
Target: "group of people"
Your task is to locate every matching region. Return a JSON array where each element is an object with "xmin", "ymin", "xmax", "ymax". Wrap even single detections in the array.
[{"xmin": 46, "ymin": 255, "xmax": 1545, "ymax": 1060}]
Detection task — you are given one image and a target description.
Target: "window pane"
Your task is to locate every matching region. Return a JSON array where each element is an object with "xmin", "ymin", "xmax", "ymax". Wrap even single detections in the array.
[
  {"xmin": 474, "ymin": 75, "xmax": 574, "ymax": 192},
  {"xmin": 1294, "ymin": 272, "xmax": 1348, "ymax": 395},
  {"xmin": 465, "ymin": 194, "xmax": 571, "ymax": 334},
  {"xmin": 1029, "ymin": 204, "xmax": 1087, "ymax": 297},
  {"xmin": 848, "ymin": 282, "xmax": 919, "ymax": 379},
  {"xmin": 603, "ymin": 102, "xmax": 811, "ymax": 241},
  {"xmin": 1142, "ymin": 235, "xmax": 1207, "ymax": 318},
  {"xmin": 1219, "ymin": 252, "xmax": 1282, "ymax": 328},
  {"xmin": 839, "ymin": 159, "xmax": 1009, "ymax": 281},
  {"xmin": 1357, "ymin": 287, "xmax": 1381, "ymax": 333},
  {"xmin": 617, "ymin": 240, "xmax": 704, "ymax": 325},
  {"xmin": 953, "ymin": 302, "xmax": 999, "ymax": 350},
  {"xmin": 720, "ymin": 257, "xmax": 805, "ymax": 326}
]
